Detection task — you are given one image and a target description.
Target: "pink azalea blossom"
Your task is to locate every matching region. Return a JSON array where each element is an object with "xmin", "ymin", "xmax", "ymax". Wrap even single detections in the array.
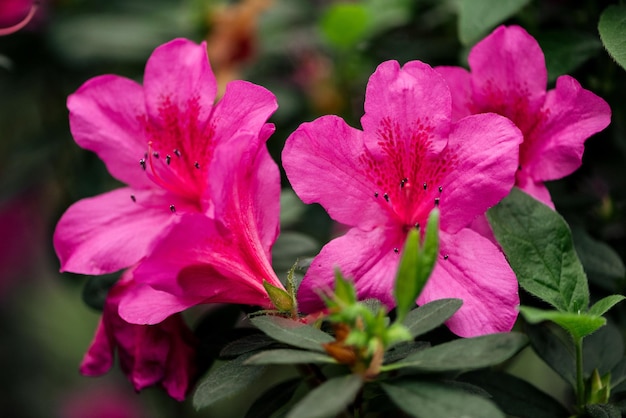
[
  {"xmin": 435, "ymin": 25, "xmax": 611, "ymax": 207},
  {"xmin": 80, "ymin": 269, "xmax": 197, "ymax": 401},
  {"xmin": 117, "ymin": 123, "xmax": 284, "ymax": 325},
  {"xmin": 53, "ymin": 38, "xmax": 277, "ymax": 275},
  {"xmin": 283, "ymin": 60, "xmax": 524, "ymax": 337}
]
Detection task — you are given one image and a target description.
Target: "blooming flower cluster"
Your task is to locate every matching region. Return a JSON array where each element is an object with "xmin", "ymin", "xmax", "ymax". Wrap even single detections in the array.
[{"xmin": 54, "ymin": 25, "xmax": 610, "ymax": 399}]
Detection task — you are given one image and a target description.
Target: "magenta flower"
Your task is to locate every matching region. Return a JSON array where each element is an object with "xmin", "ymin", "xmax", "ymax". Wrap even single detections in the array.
[
  {"xmin": 80, "ymin": 270, "xmax": 197, "ymax": 401},
  {"xmin": 283, "ymin": 60, "xmax": 524, "ymax": 337},
  {"xmin": 53, "ymin": 38, "xmax": 277, "ymax": 275},
  {"xmin": 117, "ymin": 125, "xmax": 284, "ymax": 325},
  {"xmin": 435, "ymin": 25, "xmax": 611, "ymax": 207}
]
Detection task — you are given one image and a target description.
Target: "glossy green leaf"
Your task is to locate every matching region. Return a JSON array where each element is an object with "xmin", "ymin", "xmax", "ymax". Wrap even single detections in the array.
[
  {"xmin": 193, "ymin": 355, "xmax": 267, "ymax": 410},
  {"xmin": 382, "ymin": 380, "xmax": 505, "ymax": 418},
  {"xmin": 250, "ymin": 315, "xmax": 334, "ymax": 352},
  {"xmin": 244, "ymin": 378, "xmax": 301, "ymax": 418},
  {"xmin": 458, "ymin": 0, "xmax": 531, "ymax": 45},
  {"xmin": 245, "ymin": 349, "xmax": 336, "ymax": 365},
  {"xmin": 573, "ymin": 228, "xmax": 626, "ymax": 292},
  {"xmin": 286, "ymin": 374, "xmax": 363, "ymax": 418},
  {"xmin": 459, "ymin": 370, "xmax": 570, "ymax": 418},
  {"xmin": 589, "ymin": 295, "xmax": 626, "ymax": 317},
  {"xmin": 220, "ymin": 334, "xmax": 280, "ymax": 358},
  {"xmin": 487, "ymin": 188, "xmax": 589, "ymax": 313},
  {"xmin": 383, "ymin": 332, "xmax": 527, "ymax": 372},
  {"xmin": 272, "ymin": 232, "xmax": 319, "ymax": 272},
  {"xmin": 519, "ymin": 306, "xmax": 606, "ymax": 340},
  {"xmin": 599, "ymin": 5, "xmax": 626, "ymax": 71},
  {"xmin": 320, "ymin": 3, "xmax": 371, "ymax": 49},
  {"xmin": 280, "ymin": 189, "xmax": 308, "ymax": 228},
  {"xmin": 401, "ymin": 298, "xmax": 463, "ymax": 339}
]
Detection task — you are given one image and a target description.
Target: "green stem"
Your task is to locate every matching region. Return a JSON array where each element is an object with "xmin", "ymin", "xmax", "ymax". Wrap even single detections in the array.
[{"xmin": 575, "ymin": 336, "xmax": 585, "ymax": 410}]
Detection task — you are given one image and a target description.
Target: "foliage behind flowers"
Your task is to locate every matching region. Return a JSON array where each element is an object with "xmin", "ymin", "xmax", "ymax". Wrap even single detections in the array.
[{"xmin": 3, "ymin": 0, "xmax": 626, "ymax": 417}]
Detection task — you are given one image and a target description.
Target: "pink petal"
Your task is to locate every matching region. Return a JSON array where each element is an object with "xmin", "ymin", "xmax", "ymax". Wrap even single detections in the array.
[
  {"xmin": 143, "ymin": 38, "xmax": 216, "ymax": 125},
  {"xmin": 298, "ymin": 226, "xmax": 405, "ymax": 313},
  {"xmin": 79, "ymin": 318, "xmax": 114, "ymax": 376},
  {"xmin": 282, "ymin": 115, "xmax": 387, "ymax": 229},
  {"xmin": 418, "ymin": 228, "xmax": 519, "ymax": 337},
  {"xmin": 211, "ymin": 80, "xmax": 278, "ymax": 146},
  {"xmin": 468, "ymin": 25, "xmax": 547, "ymax": 132},
  {"xmin": 515, "ymin": 174, "xmax": 555, "ymax": 208},
  {"xmin": 53, "ymin": 187, "xmax": 187, "ymax": 275},
  {"xmin": 439, "ymin": 113, "xmax": 523, "ymax": 232},
  {"xmin": 434, "ymin": 66, "xmax": 473, "ymax": 120},
  {"xmin": 523, "ymin": 75, "xmax": 611, "ymax": 182},
  {"xmin": 361, "ymin": 60, "xmax": 450, "ymax": 153},
  {"xmin": 67, "ymin": 75, "xmax": 151, "ymax": 189},
  {"xmin": 118, "ymin": 284, "xmax": 197, "ymax": 325}
]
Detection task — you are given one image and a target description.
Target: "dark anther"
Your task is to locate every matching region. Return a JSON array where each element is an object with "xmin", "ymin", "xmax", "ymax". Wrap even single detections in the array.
[
  {"xmin": 438, "ymin": 186, "xmax": 443, "ymax": 193},
  {"xmin": 174, "ymin": 149, "xmax": 181, "ymax": 157},
  {"xmin": 415, "ymin": 222, "xmax": 420, "ymax": 229},
  {"xmin": 130, "ymin": 195, "xmax": 136, "ymax": 202},
  {"xmin": 400, "ymin": 178, "xmax": 408, "ymax": 188},
  {"xmin": 393, "ymin": 248, "xmax": 399, "ymax": 254},
  {"xmin": 423, "ymin": 182, "xmax": 427, "ymax": 190},
  {"xmin": 169, "ymin": 204, "xmax": 176, "ymax": 213},
  {"xmin": 139, "ymin": 159, "xmax": 146, "ymax": 170},
  {"xmin": 166, "ymin": 154, "xmax": 171, "ymax": 165},
  {"xmin": 194, "ymin": 161, "xmax": 200, "ymax": 169},
  {"xmin": 443, "ymin": 254, "xmax": 449, "ymax": 260},
  {"xmin": 153, "ymin": 151, "xmax": 160, "ymax": 159},
  {"xmin": 374, "ymin": 192, "xmax": 379, "ymax": 198},
  {"xmin": 383, "ymin": 193, "xmax": 390, "ymax": 202},
  {"xmin": 434, "ymin": 197, "xmax": 440, "ymax": 206}
]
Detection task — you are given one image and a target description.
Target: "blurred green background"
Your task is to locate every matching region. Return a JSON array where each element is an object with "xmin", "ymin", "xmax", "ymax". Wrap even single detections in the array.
[{"xmin": 1, "ymin": 0, "xmax": 625, "ymax": 417}]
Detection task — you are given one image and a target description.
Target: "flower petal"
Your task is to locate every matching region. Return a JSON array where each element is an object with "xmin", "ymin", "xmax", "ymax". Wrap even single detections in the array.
[
  {"xmin": 67, "ymin": 75, "xmax": 150, "ymax": 188},
  {"xmin": 79, "ymin": 318, "xmax": 113, "ymax": 376},
  {"xmin": 468, "ymin": 25, "xmax": 547, "ymax": 132},
  {"xmin": 439, "ymin": 113, "xmax": 523, "ymax": 232},
  {"xmin": 143, "ymin": 38, "xmax": 217, "ymax": 125},
  {"xmin": 361, "ymin": 60, "xmax": 451, "ymax": 153},
  {"xmin": 434, "ymin": 66, "xmax": 473, "ymax": 120},
  {"xmin": 118, "ymin": 284, "xmax": 198, "ymax": 325},
  {"xmin": 283, "ymin": 115, "xmax": 387, "ymax": 229},
  {"xmin": 523, "ymin": 75, "xmax": 611, "ymax": 182},
  {"xmin": 53, "ymin": 187, "xmax": 185, "ymax": 275},
  {"xmin": 418, "ymin": 228, "xmax": 519, "ymax": 337},
  {"xmin": 298, "ymin": 226, "xmax": 405, "ymax": 313}
]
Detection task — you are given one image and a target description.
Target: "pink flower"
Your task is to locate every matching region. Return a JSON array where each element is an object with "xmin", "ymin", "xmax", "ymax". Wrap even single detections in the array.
[
  {"xmin": 80, "ymin": 270, "xmax": 198, "ymax": 401},
  {"xmin": 117, "ymin": 122, "xmax": 284, "ymax": 325},
  {"xmin": 53, "ymin": 38, "xmax": 277, "ymax": 275},
  {"xmin": 435, "ymin": 25, "xmax": 611, "ymax": 207},
  {"xmin": 282, "ymin": 60, "xmax": 524, "ymax": 337}
]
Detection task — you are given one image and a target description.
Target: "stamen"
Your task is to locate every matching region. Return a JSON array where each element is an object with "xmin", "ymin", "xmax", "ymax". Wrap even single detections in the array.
[
  {"xmin": 393, "ymin": 248, "xmax": 399, "ymax": 254},
  {"xmin": 170, "ymin": 204, "xmax": 176, "ymax": 213},
  {"xmin": 438, "ymin": 186, "xmax": 443, "ymax": 193},
  {"xmin": 383, "ymin": 193, "xmax": 390, "ymax": 202},
  {"xmin": 166, "ymin": 154, "xmax": 171, "ymax": 165},
  {"xmin": 153, "ymin": 151, "xmax": 160, "ymax": 159},
  {"xmin": 415, "ymin": 223, "xmax": 420, "ymax": 229},
  {"xmin": 374, "ymin": 192, "xmax": 379, "ymax": 198},
  {"xmin": 139, "ymin": 159, "xmax": 146, "ymax": 170},
  {"xmin": 434, "ymin": 197, "xmax": 440, "ymax": 206},
  {"xmin": 130, "ymin": 195, "xmax": 136, "ymax": 202},
  {"xmin": 443, "ymin": 254, "xmax": 449, "ymax": 260},
  {"xmin": 400, "ymin": 178, "xmax": 408, "ymax": 188},
  {"xmin": 423, "ymin": 182, "xmax": 427, "ymax": 190},
  {"xmin": 174, "ymin": 149, "xmax": 182, "ymax": 158},
  {"xmin": 194, "ymin": 161, "xmax": 200, "ymax": 169}
]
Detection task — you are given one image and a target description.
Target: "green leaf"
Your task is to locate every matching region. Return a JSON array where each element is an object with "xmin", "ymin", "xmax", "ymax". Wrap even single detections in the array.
[
  {"xmin": 459, "ymin": 370, "xmax": 570, "ymax": 418},
  {"xmin": 585, "ymin": 403, "xmax": 622, "ymax": 418},
  {"xmin": 220, "ymin": 334, "xmax": 281, "ymax": 358},
  {"xmin": 584, "ymin": 323, "xmax": 624, "ymax": 376},
  {"xmin": 610, "ymin": 358, "xmax": 626, "ymax": 392},
  {"xmin": 457, "ymin": 0, "xmax": 531, "ymax": 45},
  {"xmin": 272, "ymin": 232, "xmax": 319, "ymax": 272},
  {"xmin": 286, "ymin": 374, "xmax": 363, "ymax": 418},
  {"xmin": 536, "ymin": 31, "xmax": 602, "ymax": 82},
  {"xmin": 193, "ymin": 355, "xmax": 267, "ymax": 410},
  {"xmin": 332, "ymin": 269, "xmax": 357, "ymax": 306},
  {"xmin": 280, "ymin": 189, "xmax": 307, "ymax": 228},
  {"xmin": 382, "ymin": 380, "xmax": 505, "ymax": 418},
  {"xmin": 384, "ymin": 341, "xmax": 431, "ymax": 364},
  {"xmin": 383, "ymin": 332, "xmax": 527, "ymax": 372},
  {"xmin": 263, "ymin": 280, "xmax": 294, "ymax": 312},
  {"xmin": 599, "ymin": 5, "xmax": 626, "ymax": 72},
  {"xmin": 81, "ymin": 273, "xmax": 119, "ymax": 311},
  {"xmin": 245, "ymin": 349, "xmax": 336, "ymax": 365},
  {"xmin": 244, "ymin": 378, "xmax": 301, "ymax": 418},
  {"xmin": 320, "ymin": 3, "xmax": 371, "ymax": 50},
  {"xmin": 487, "ymin": 188, "xmax": 589, "ymax": 313},
  {"xmin": 572, "ymin": 228, "xmax": 626, "ymax": 292},
  {"xmin": 250, "ymin": 316, "xmax": 334, "ymax": 352},
  {"xmin": 401, "ymin": 298, "xmax": 463, "ymax": 339},
  {"xmin": 588, "ymin": 295, "xmax": 626, "ymax": 317},
  {"xmin": 519, "ymin": 306, "xmax": 606, "ymax": 340},
  {"xmin": 524, "ymin": 321, "xmax": 576, "ymax": 387}
]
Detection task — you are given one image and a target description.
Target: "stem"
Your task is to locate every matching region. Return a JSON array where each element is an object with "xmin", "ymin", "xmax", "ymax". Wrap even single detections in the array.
[{"xmin": 575, "ymin": 336, "xmax": 585, "ymax": 410}]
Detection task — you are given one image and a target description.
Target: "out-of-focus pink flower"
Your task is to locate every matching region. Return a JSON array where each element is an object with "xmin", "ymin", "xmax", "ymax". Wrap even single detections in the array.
[
  {"xmin": 53, "ymin": 38, "xmax": 277, "ymax": 275},
  {"xmin": 60, "ymin": 383, "xmax": 148, "ymax": 418},
  {"xmin": 436, "ymin": 25, "xmax": 611, "ymax": 207},
  {"xmin": 0, "ymin": 0, "xmax": 41, "ymax": 35},
  {"xmin": 118, "ymin": 124, "xmax": 284, "ymax": 325},
  {"xmin": 80, "ymin": 270, "xmax": 197, "ymax": 401},
  {"xmin": 283, "ymin": 60, "xmax": 523, "ymax": 337}
]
